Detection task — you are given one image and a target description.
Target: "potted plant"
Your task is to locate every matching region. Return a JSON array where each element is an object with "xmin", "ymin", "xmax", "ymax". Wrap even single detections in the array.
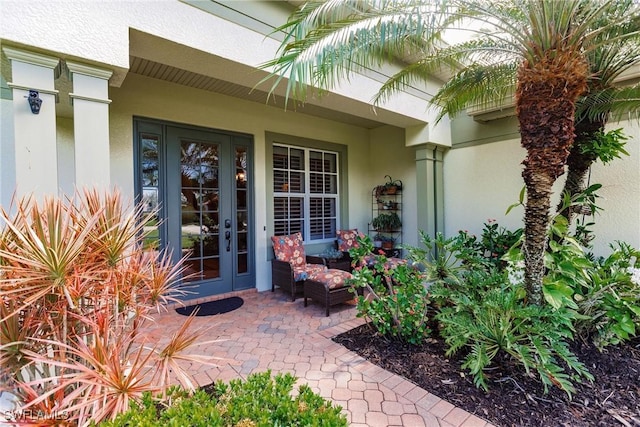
[
  {"xmin": 378, "ymin": 234, "xmax": 396, "ymax": 250},
  {"xmin": 383, "ymin": 175, "xmax": 403, "ymax": 195},
  {"xmin": 372, "ymin": 212, "xmax": 401, "ymax": 231}
]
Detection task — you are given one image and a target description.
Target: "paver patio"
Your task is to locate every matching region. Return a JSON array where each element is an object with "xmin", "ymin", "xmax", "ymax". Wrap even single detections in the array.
[{"xmin": 146, "ymin": 289, "xmax": 494, "ymax": 427}]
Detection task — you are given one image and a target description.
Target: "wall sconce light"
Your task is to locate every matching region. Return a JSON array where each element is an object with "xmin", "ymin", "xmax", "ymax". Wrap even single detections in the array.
[{"xmin": 27, "ymin": 90, "xmax": 42, "ymax": 114}]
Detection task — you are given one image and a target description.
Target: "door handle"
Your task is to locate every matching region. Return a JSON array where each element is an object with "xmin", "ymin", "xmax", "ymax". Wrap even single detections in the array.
[{"xmin": 225, "ymin": 230, "xmax": 231, "ymax": 252}]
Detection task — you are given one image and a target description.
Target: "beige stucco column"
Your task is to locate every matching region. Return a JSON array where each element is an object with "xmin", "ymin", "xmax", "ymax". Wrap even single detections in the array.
[
  {"xmin": 66, "ymin": 61, "xmax": 113, "ymax": 191},
  {"xmin": 3, "ymin": 47, "xmax": 59, "ymax": 198},
  {"xmin": 415, "ymin": 144, "xmax": 445, "ymax": 238}
]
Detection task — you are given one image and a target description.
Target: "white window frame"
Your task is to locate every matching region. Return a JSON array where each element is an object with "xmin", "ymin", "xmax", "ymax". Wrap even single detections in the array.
[{"xmin": 273, "ymin": 144, "xmax": 340, "ymax": 243}]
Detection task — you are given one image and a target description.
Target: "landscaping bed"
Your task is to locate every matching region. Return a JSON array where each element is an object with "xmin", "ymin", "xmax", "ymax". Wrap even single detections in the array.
[{"xmin": 334, "ymin": 324, "xmax": 640, "ymax": 427}]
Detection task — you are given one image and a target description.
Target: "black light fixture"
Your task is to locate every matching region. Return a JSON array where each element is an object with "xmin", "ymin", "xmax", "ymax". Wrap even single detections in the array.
[{"xmin": 27, "ymin": 90, "xmax": 42, "ymax": 114}]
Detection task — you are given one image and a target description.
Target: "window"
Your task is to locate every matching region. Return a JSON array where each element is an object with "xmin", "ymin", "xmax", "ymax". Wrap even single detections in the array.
[{"xmin": 273, "ymin": 144, "xmax": 339, "ymax": 242}]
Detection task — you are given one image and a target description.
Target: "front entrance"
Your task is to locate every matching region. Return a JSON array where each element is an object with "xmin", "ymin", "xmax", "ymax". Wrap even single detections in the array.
[{"xmin": 135, "ymin": 119, "xmax": 254, "ymax": 299}]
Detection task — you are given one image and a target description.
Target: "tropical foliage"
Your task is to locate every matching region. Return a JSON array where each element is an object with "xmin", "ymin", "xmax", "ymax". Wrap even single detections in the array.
[
  {"xmin": 347, "ymin": 215, "xmax": 640, "ymax": 396},
  {"xmin": 262, "ymin": 0, "xmax": 640, "ymax": 305},
  {"xmin": 0, "ymin": 190, "xmax": 216, "ymax": 425}
]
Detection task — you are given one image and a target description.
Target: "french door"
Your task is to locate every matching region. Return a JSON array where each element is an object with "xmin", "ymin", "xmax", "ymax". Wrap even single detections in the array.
[{"xmin": 135, "ymin": 119, "xmax": 254, "ymax": 299}]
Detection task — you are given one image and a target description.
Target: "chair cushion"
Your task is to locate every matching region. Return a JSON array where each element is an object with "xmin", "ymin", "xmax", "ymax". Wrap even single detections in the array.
[
  {"xmin": 308, "ymin": 269, "xmax": 353, "ymax": 290},
  {"xmin": 336, "ymin": 229, "xmax": 365, "ymax": 252},
  {"xmin": 292, "ymin": 263, "xmax": 327, "ymax": 281},
  {"xmin": 271, "ymin": 232, "xmax": 306, "ymax": 267}
]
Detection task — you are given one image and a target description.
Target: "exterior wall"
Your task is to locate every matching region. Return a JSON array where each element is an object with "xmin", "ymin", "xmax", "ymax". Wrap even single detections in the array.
[
  {"xmin": 444, "ymin": 119, "xmax": 640, "ymax": 257},
  {"xmin": 0, "ymin": 97, "xmax": 15, "ymax": 208},
  {"xmin": 109, "ymin": 73, "xmax": 374, "ymax": 292},
  {"xmin": 1, "ymin": 0, "xmax": 435, "ymax": 296},
  {"xmin": 369, "ymin": 126, "xmax": 419, "ymax": 247},
  {"xmin": 0, "ymin": 0, "xmax": 429, "ymax": 124}
]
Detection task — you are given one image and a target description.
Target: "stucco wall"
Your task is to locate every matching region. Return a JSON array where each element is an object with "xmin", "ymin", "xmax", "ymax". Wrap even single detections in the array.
[
  {"xmin": 1, "ymin": 0, "xmax": 428, "ymax": 124},
  {"xmin": 369, "ymin": 126, "xmax": 418, "ymax": 247},
  {"xmin": 109, "ymin": 73, "xmax": 375, "ymax": 292},
  {"xmin": 0, "ymin": 98, "xmax": 15, "ymax": 209},
  {"xmin": 444, "ymin": 120, "xmax": 640, "ymax": 257}
]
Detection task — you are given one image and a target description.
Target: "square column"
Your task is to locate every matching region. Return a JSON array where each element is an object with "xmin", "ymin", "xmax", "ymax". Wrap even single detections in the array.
[
  {"xmin": 415, "ymin": 144, "xmax": 445, "ymax": 238},
  {"xmin": 66, "ymin": 61, "xmax": 113, "ymax": 191},
  {"xmin": 3, "ymin": 47, "xmax": 59, "ymax": 199}
]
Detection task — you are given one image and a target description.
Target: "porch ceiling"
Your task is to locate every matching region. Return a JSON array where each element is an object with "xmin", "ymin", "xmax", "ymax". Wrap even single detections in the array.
[{"xmin": 128, "ymin": 56, "xmax": 386, "ymax": 129}]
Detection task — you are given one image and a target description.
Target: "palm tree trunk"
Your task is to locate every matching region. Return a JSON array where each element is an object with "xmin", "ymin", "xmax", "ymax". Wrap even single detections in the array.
[
  {"xmin": 556, "ymin": 120, "xmax": 602, "ymax": 226},
  {"xmin": 516, "ymin": 56, "xmax": 587, "ymax": 305}
]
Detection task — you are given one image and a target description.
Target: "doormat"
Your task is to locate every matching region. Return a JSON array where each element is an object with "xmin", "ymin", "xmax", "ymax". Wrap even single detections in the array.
[{"xmin": 175, "ymin": 296, "xmax": 244, "ymax": 316}]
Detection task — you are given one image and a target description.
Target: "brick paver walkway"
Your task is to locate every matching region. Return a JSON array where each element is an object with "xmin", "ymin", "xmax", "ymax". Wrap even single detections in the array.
[{"xmin": 146, "ymin": 289, "xmax": 493, "ymax": 427}]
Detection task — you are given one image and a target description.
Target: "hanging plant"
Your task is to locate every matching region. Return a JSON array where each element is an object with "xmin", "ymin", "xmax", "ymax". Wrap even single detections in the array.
[{"xmin": 383, "ymin": 175, "xmax": 403, "ymax": 194}]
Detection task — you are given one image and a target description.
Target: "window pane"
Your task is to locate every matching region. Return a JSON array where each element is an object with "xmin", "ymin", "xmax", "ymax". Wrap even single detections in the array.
[
  {"xmin": 310, "ymin": 219, "xmax": 323, "ymax": 240},
  {"xmin": 289, "ymin": 172, "xmax": 304, "ymax": 193},
  {"xmin": 237, "ymin": 211, "xmax": 248, "ymax": 232},
  {"xmin": 309, "ymin": 151, "xmax": 323, "ymax": 172},
  {"xmin": 289, "ymin": 197, "xmax": 304, "ymax": 218},
  {"xmin": 290, "ymin": 220, "xmax": 303, "ymax": 236},
  {"xmin": 324, "ymin": 219, "xmax": 336, "ymax": 238},
  {"xmin": 309, "ymin": 173, "xmax": 323, "ymax": 193},
  {"xmin": 325, "ymin": 175, "xmax": 337, "ymax": 194},
  {"xmin": 324, "ymin": 153, "xmax": 337, "ymax": 173},
  {"xmin": 310, "ymin": 197, "xmax": 322, "ymax": 218},
  {"xmin": 274, "ymin": 197, "xmax": 287, "ymax": 220},
  {"xmin": 200, "ymin": 166, "xmax": 218, "ymax": 189},
  {"xmin": 290, "ymin": 148, "xmax": 304, "ymax": 170},
  {"xmin": 273, "ymin": 146, "xmax": 288, "ymax": 169},
  {"xmin": 274, "ymin": 170, "xmax": 287, "ymax": 192},
  {"xmin": 274, "ymin": 221, "xmax": 287, "ymax": 236},
  {"xmin": 324, "ymin": 198, "xmax": 336, "ymax": 217}
]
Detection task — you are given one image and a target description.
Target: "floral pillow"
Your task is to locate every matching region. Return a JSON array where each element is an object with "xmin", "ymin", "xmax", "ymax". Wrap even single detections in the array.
[
  {"xmin": 336, "ymin": 229, "xmax": 364, "ymax": 252},
  {"xmin": 271, "ymin": 232, "xmax": 306, "ymax": 267}
]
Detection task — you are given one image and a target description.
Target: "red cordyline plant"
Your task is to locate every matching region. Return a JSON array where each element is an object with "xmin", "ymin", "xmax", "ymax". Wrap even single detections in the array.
[{"xmin": 0, "ymin": 189, "xmax": 218, "ymax": 426}]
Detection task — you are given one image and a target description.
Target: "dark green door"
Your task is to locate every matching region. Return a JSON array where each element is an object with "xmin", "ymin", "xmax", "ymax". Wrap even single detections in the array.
[{"xmin": 135, "ymin": 119, "xmax": 254, "ymax": 299}]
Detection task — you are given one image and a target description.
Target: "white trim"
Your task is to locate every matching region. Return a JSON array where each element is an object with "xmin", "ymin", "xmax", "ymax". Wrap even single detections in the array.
[
  {"xmin": 2, "ymin": 47, "xmax": 59, "ymax": 69},
  {"xmin": 6, "ymin": 83, "xmax": 59, "ymax": 96},
  {"xmin": 66, "ymin": 61, "xmax": 113, "ymax": 80},
  {"xmin": 68, "ymin": 93, "xmax": 112, "ymax": 104}
]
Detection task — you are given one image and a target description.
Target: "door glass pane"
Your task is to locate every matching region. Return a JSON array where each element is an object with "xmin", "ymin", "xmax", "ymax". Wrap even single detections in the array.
[
  {"xmin": 237, "ymin": 253, "xmax": 248, "ymax": 274},
  {"xmin": 235, "ymin": 146, "xmax": 249, "ymax": 275},
  {"xmin": 141, "ymin": 134, "xmax": 160, "ymax": 249},
  {"xmin": 181, "ymin": 140, "xmax": 220, "ymax": 281}
]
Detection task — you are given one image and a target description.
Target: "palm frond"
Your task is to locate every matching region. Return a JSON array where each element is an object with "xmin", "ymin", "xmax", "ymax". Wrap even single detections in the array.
[
  {"xmin": 261, "ymin": 0, "xmax": 451, "ymax": 103},
  {"xmin": 577, "ymin": 84, "xmax": 640, "ymax": 123}
]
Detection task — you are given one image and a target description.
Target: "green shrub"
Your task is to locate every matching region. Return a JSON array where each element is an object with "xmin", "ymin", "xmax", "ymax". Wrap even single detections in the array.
[
  {"xmin": 100, "ymin": 371, "xmax": 347, "ymax": 427},
  {"xmin": 435, "ymin": 275, "xmax": 592, "ymax": 398},
  {"xmin": 575, "ymin": 242, "xmax": 640, "ymax": 348},
  {"xmin": 349, "ymin": 236, "xmax": 431, "ymax": 345}
]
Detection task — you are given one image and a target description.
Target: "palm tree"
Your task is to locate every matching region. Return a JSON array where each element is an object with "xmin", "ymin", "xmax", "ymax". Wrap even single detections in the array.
[
  {"xmin": 423, "ymin": 1, "xmax": 640, "ymax": 229},
  {"xmin": 558, "ymin": 2, "xmax": 640, "ymax": 225},
  {"xmin": 262, "ymin": 0, "xmax": 639, "ymax": 304}
]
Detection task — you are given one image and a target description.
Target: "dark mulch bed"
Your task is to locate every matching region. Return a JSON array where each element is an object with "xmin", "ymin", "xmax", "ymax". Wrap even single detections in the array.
[{"xmin": 333, "ymin": 324, "xmax": 640, "ymax": 427}]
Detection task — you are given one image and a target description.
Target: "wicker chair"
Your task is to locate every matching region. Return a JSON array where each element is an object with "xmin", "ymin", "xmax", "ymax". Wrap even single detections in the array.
[{"xmin": 271, "ymin": 233, "xmax": 326, "ymax": 301}]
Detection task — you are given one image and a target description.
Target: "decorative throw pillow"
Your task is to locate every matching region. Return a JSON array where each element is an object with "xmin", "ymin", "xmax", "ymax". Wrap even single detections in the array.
[
  {"xmin": 271, "ymin": 232, "xmax": 306, "ymax": 267},
  {"xmin": 336, "ymin": 229, "xmax": 364, "ymax": 252}
]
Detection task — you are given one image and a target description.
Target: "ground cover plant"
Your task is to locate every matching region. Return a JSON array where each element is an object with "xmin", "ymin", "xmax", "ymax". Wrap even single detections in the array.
[{"xmin": 0, "ymin": 190, "xmax": 216, "ymax": 425}]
